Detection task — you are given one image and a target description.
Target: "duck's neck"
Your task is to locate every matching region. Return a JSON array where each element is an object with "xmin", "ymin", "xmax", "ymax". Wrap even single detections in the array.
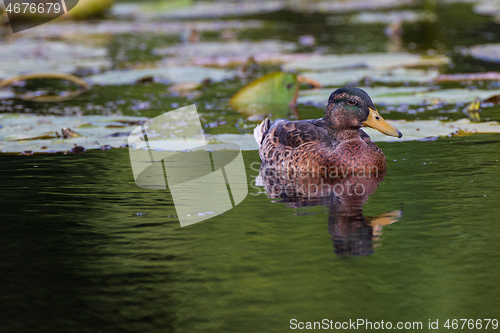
[
  {"xmin": 323, "ymin": 105, "xmax": 364, "ymax": 142},
  {"xmin": 326, "ymin": 127, "xmax": 362, "ymax": 141}
]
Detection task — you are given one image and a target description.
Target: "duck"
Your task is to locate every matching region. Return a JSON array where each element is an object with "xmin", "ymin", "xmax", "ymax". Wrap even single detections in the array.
[{"xmin": 253, "ymin": 87, "xmax": 402, "ymax": 181}]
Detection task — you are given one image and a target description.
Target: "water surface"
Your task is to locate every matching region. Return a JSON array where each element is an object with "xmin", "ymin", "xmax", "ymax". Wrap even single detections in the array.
[
  {"xmin": 1, "ymin": 134, "xmax": 500, "ymax": 332},
  {"xmin": 2, "ymin": 1, "xmax": 500, "ymax": 332}
]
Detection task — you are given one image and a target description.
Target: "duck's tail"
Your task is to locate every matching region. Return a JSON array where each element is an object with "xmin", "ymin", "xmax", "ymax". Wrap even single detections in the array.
[{"xmin": 253, "ymin": 118, "xmax": 271, "ymax": 147}]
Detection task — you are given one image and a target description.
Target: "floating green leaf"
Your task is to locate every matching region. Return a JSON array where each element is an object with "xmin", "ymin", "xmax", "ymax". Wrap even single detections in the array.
[
  {"xmin": 231, "ymin": 72, "xmax": 298, "ymax": 105},
  {"xmin": 230, "ymin": 73, "xmax": 299, "ymax": 118},
  {"xmin": 67, "ymin": 0, "xmax": 115, "ymax": 19}
]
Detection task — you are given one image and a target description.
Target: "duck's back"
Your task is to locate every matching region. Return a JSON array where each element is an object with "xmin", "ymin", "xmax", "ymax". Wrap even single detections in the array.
[{"xmin": 254, "ymin": 118, "xmax": 386, "ymax": 179}]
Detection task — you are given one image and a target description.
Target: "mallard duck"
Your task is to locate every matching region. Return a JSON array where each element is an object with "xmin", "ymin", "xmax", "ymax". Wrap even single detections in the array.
[{"xmin": 253, "ymin": 87, "xmax": 402, "ymax": 180}]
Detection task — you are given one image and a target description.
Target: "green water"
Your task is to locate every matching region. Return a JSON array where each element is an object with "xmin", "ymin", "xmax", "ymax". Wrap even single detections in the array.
[
  {"xmin": 2, "ymin": 134, "xmax": 500, "ymax": 332},
  {"xmin": 2, "ymin": 1, "xmax": 500, "ymax": 332}
]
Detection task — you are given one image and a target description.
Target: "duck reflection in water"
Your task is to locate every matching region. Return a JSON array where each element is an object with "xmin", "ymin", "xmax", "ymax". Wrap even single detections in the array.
[
  {"xmin": 253, "ymin": 87, "xmax": 403, "ymax": 256},
  {"xmin": 256, "ymin": 168, "xmax": 401, "ymax": 256}
]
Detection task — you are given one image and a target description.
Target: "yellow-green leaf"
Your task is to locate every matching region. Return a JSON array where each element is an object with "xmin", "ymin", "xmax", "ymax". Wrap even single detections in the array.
[{"xmin": 230, "ymin": 72, "xmax": 298, "ymax": 106}]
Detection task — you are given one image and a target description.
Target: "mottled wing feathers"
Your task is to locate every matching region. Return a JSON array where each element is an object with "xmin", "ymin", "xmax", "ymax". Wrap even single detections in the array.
[
  {"xmin": 270, "ymin": 119, "xmax": 332, "ymax": 149},
  {"xmin": 257, "ymin": 118, "xmax": 335, "ymax": 171},
  {"xmin": 256, "ymin": 118, "xmax": 386, "ymax": 180}
]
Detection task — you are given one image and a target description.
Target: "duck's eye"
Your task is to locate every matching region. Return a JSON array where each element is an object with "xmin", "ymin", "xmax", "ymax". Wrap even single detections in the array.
[{"xmin": 348, "ymin": 99, "xmax": 357, "ymax": 106}]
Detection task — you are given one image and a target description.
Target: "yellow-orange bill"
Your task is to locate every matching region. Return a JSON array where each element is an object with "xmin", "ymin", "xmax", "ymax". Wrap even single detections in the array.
[{"xmin": 364, "ymin": 107, "xmax": 402, "ymax": 138}]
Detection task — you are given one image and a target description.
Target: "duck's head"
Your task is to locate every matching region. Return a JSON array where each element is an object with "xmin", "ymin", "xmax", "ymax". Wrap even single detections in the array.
[{"xmin": 324, "ymin": 87, "xmax": 402, "ymax": 138}]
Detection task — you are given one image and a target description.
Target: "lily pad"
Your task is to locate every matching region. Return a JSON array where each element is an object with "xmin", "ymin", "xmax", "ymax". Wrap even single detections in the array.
[
  {"xmin": 282, "ymin": 53, "xmax": 450, "ymax": 71},
  {"xmin": 0, "ymin": 40, "xmax": 110, "ymax": 79},
  {"xmin": 298, "ymin": 87, "xmax": 497, "ymax": 106},
  {"xmin": 364, "ymin": 118, "xmax": 500, "ymax": 142},
  {"xmin": 112, "ymin": 1, "xmax": 285, "ymax": 20},
  {"xmin": 7, "ymin": 113, "xmax": 497, "ymax": 154},
  {"xmin": 473, "ymin": 0, "xmax": 500, "ymax": 17},
  {"xmin": 0, "ymin": 114, "xmax": 149, "ymax": 153},
  {"xmin": 187, "ymin": 53, "xmax": 314, "ymax": 67},
  {"xmin": 349, "ymin": 10, "xmax": 436, "ymax": 24},
  {"xmin": 154, "ymin": 41, "xmax": 296, "ymax": 61},
  {"xmin": 204, "ymin": 118, "xmax": 500, "ymax": 150},
  {"xmin": 0, "ymin": 90, "xmax": 15, "ymax": 100},
  {"xmin": 87, "ymin": 67, "xmax": 234, "ymax": 86},
  {"xmin": 435, "ymin": 72, "xmax": 500, "ymax": 81},
  {"xmin": 13, "ymin": 20, "xmax": 265, "ymax": 39},
  {"xmin": 288, "ymin": 0, "xmax": 417, "ymax": 14},
  {"xmin": 110, "ymin": 3, "xmax": 142, "ymax": 18},
  {"xmin": 301, "ymin": 68, "xmax": 439, "ymax": 86},
  {"xmin": 463, "ymin": 44, "xmax": 500, "ymax": 63}
]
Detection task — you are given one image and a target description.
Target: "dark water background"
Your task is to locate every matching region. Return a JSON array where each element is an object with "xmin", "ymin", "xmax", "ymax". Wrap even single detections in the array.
[
  {"xmin": 2, "ymin": 134, "xmax": 500, "ymax": 332},
  {"xmin": 2, "ymin": 1, "xmax": 500, "ymax": 332}
]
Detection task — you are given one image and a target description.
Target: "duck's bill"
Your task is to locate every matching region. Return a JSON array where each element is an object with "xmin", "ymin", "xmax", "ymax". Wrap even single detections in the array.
[{"xmin": 363, "ymin": 107, "xmax": 403, "ymax": 138}]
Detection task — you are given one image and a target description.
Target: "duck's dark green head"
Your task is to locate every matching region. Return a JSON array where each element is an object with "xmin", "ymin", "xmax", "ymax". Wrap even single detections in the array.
[{"xmin": 324, "ymin": 87, "xmax": 402, "ymax": 138}]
